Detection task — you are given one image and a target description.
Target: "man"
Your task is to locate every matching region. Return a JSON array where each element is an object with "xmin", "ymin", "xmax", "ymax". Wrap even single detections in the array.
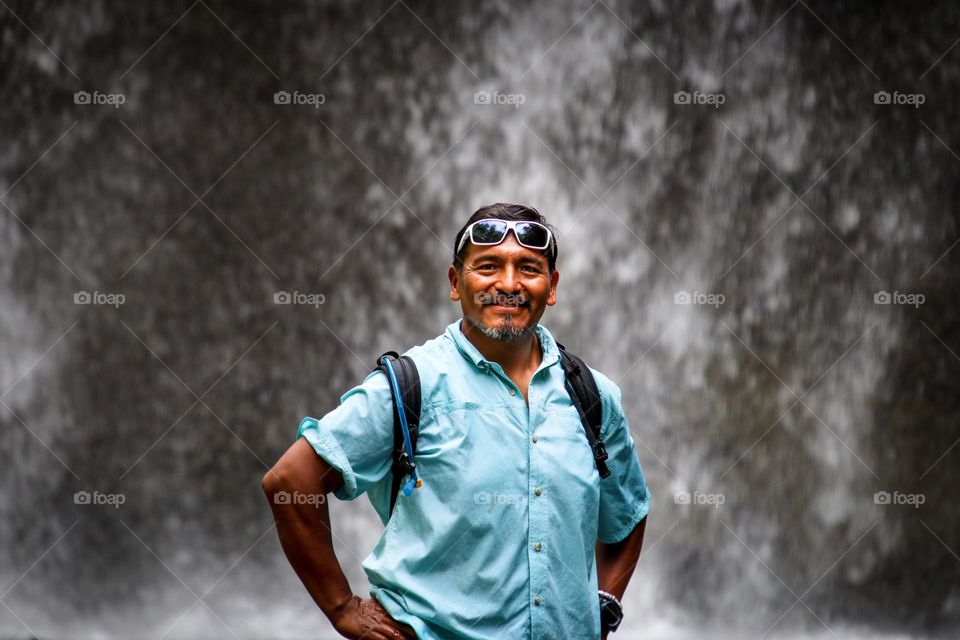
[{"xmin": 263, "ymin": 203, "xmax": 651, "ymax": 640}]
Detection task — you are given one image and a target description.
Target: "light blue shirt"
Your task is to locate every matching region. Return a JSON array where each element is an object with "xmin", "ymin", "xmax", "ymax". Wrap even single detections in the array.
[{"xmin": 297, "ymin": 319, "xmax": 650, "ymax": 640}]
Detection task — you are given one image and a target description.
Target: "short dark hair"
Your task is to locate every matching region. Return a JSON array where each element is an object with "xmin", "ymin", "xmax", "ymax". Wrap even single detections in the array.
[{"xmin": 452, "ymin": 203, "xmax": 559, "ymax": 273}]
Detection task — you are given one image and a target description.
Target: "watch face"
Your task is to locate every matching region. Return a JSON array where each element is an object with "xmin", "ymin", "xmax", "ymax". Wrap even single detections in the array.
[{"xmin": 601, "ymin": 600, "xmax": 623, "ymax": 630}]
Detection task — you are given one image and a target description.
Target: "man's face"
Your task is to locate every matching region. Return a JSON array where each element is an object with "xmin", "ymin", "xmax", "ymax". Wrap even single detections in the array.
[{"xmin": 449, "ymin": 232, "xmax": 559, "ymax": 341}]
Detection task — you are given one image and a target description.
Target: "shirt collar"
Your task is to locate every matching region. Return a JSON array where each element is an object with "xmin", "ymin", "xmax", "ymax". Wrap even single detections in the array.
[{"xmin": 444, "ymin": 318, "xmax": 561, "ymax": 374}]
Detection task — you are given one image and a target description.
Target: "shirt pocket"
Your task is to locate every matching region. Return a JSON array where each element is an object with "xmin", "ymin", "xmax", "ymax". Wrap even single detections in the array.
[
  {"xmin": 419, "ymin": 400, "xmax": 526, "ymax": 501},
  {"xmin": 539, "ymin": 405, "xmax": 602, "ymax": 516}
]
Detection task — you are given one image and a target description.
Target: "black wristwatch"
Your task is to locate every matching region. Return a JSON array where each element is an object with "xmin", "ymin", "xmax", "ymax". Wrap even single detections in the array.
[{"xmin": 599, "ymin": 590, "xmax": 623, "ymax": 634}]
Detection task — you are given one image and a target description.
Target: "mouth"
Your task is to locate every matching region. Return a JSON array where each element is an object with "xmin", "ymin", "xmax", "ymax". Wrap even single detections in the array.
[{"xmin": 480, "ymin": 292, "xmax": 530, "ymax": 311}]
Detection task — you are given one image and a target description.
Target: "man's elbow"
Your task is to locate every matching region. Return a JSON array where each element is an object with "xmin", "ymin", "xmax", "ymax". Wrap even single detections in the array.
[
  {"xmin": 262, "ymin": 463, "xmax": 288, "ymax": 500},
  {"xmin": 262, "ymin": 438, "xmax": 341, "ymax": 500}
]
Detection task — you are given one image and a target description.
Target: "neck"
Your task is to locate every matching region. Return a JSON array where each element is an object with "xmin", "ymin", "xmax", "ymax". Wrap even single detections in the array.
[{"xmin": 460, "ymin": 317, "xmax": 542, "ymax": 377}]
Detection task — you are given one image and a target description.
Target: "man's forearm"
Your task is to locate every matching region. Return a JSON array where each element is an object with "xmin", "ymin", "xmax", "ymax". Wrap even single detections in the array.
[
  {"xmin": 263, "ymin": 469, "xmax": 353, "ymax": 623},
  {"xmin": 596, "ymin": 515, "xmax": 647, "ymax": 600}
]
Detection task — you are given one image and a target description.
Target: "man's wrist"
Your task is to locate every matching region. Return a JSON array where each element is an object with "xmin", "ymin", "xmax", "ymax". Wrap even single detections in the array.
[
  {"xmin": 328, "ymin": 593, "xmax": 357, "ymax": 627},
  {"xmin": 598, "ymin": 590, "xmax": 623, "ymax": 633}
]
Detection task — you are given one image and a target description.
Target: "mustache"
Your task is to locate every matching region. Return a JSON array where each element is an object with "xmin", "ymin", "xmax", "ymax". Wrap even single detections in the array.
[{"xmin": 475, "ymin": 292, "xmax": 530, "ymax": 306}]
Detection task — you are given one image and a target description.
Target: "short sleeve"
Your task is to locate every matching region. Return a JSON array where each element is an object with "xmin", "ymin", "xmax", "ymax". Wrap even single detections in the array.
[
  {"xmin": 296, "ymin": 369, "xmax": 394, "ymax": 501},
  {"xmin": 594, "ymin": 372, "xmax": 651, "ymax": 544}
]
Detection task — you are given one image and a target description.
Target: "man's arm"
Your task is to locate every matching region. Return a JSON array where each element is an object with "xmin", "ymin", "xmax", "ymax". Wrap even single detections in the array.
[
  {"xmin": 262, "ymin": 438, "xmax": 416, "ymax": 640},
  {"xmin": 596, "ymin": 514, "xmax": 646, "ymax": 600}
]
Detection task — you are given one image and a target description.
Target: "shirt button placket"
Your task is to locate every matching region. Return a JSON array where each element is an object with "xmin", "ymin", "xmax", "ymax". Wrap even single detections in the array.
[{"xmin": 528, "ymin": 382, "xmax": 542, "ymax": 634}]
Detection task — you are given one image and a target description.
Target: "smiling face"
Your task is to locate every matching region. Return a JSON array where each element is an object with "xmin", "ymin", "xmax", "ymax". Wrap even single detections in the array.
[{"xmin": 449, "ymin": 232, "xmax": 559, "ymax": 341}]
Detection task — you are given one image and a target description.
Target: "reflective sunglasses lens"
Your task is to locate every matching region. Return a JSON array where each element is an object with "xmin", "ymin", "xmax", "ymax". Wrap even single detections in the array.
[
  {"xmin": 514, "ymin": 222, "xmax": 550, "ymax": 249},
  {"xmin": 471, "ymin": 220, "xmax": 509, "ymax": 244}
]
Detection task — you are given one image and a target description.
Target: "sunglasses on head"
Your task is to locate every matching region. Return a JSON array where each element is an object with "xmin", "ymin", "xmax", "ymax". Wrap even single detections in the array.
[{"xmin": 456, "ymin": 218, "xmax": 554, "ymax": 258}]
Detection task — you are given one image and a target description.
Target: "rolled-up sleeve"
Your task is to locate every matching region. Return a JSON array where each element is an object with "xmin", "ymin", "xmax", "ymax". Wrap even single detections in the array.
[
  {"xmin": 594, "ymin": 374, "xmax": 651, "ymax": 543},
  {"xmin": 296, "ymin": 369, "xmax": 394, "ymax": 501}
]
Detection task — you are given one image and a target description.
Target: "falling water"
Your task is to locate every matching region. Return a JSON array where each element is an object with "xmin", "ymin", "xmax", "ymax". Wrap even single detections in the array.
[{"xmin": 1, "ymin": 1, "xmax": 958, "ymax": 638}]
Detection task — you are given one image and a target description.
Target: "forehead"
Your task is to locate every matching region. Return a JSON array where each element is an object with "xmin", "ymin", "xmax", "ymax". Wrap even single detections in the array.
[{"xmin": 462, "ymin": 234, "xmax": 548, "ymax": 264}]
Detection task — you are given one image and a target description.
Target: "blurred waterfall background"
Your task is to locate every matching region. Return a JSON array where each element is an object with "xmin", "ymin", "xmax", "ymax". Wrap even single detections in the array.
[{"xmin": 1, "ymin": 0, "xmax": 959, "ymax": 638}]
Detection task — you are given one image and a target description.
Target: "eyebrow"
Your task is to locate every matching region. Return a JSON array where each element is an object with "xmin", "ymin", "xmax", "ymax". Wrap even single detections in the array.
[{"xmin": 470, "ymin": 252, "xmax": 546, "ymax": 266}]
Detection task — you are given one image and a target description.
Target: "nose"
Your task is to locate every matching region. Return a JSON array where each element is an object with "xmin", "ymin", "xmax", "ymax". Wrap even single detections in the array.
[{"xmin": 496, "ymin": 264, "xmax": 522, "ymax": 292}]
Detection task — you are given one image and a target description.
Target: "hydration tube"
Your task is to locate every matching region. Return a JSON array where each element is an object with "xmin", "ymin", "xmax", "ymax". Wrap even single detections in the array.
[{"xmin": 379, "ymin": 355, "xmax": 420, "ymax": 496}]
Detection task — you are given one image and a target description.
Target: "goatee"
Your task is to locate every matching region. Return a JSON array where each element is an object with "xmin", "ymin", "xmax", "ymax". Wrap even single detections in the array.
[{"xmin": 467, "ymin": 314, "xmax": 535, "ymax": 342}]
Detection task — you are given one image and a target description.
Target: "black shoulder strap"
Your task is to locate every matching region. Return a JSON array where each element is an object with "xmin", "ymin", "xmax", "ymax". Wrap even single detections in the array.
[
  {"xmin": 556, "ymin": 342, "xmax": 610, "ymax": 479},
  {"xmin": 374, "ymin": 351, "xmax": 422, "ymax": 515}
]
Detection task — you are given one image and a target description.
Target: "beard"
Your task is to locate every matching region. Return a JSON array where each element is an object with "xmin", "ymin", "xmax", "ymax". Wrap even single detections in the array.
[{"xmin": 467, "ymin": 309, "xmax": 535, "ymax": 342}]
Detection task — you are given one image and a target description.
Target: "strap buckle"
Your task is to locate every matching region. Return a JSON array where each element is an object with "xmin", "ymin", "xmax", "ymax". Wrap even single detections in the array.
[
  {"xmin": 393, "ymin": 451, "xmax": 416, "ymax": 475},
  {"xmin": 591, "ymin": 441, "xmax": 609, "ymax": 463}
]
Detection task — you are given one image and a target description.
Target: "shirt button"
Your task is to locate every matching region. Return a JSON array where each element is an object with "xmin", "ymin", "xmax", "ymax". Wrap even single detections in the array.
[
  {"xmin": 534, "ymin": 542, "xmax": 542, "ymax": 552},
  {"xmin": 534, "ymin": 487, "xmax": 542, "ymax": 496},
  {"xmin": 508, "ymin": 388, "xmax": 516, "ymax": 396},
  {"xmin": 534, "ymin": 596, "xmax": 542, "ymax": 606},
  {"xmin": 531, "ymin": 434, "xmax": 538, "ymax": 443}
]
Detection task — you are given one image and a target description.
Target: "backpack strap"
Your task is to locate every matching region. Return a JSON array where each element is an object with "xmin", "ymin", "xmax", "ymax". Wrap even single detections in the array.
[
  {"xmin": 374, "ymin": 351, "xmax": 422, "ymax": 516},
  {"xmin": 556, "ymin": 342, "xmax": 611, "ymax": 479}
]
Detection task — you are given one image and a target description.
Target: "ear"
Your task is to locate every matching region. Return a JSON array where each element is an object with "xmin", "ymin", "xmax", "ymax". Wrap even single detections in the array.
[
  {"xmin": 448, "ymin": 265, "xmax": 461, "ymax": 301},
  {"xmin": 546, "ymin": 268, "xmax": 559, "ymax": 306}
]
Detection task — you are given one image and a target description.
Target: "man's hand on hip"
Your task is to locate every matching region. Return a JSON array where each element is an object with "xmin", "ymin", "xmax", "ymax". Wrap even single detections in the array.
[{"xmin": 331, "ymin": 595, "xmax": 418, "ymax": 640}]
